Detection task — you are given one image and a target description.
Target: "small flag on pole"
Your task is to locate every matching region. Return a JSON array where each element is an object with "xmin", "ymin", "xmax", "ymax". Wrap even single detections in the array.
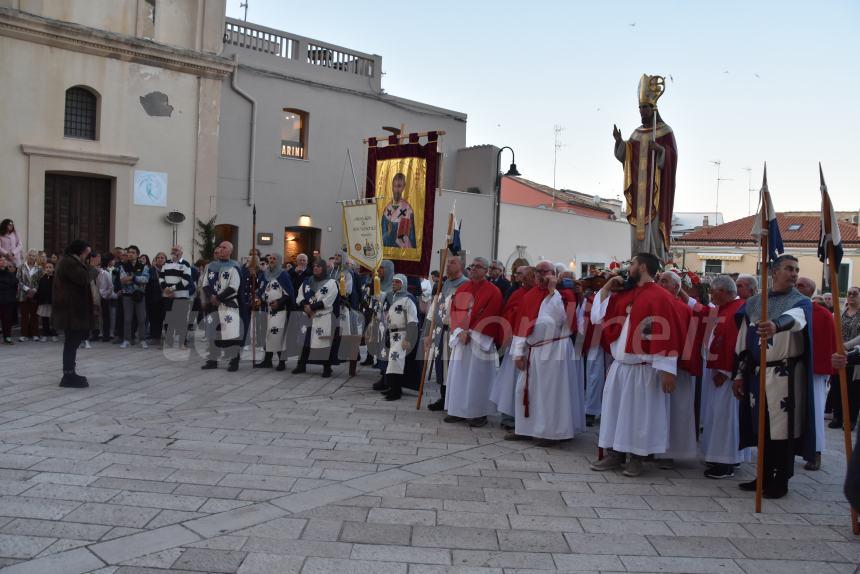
[
  {"xmin": 449, "ymin": 219, "xmax": 462, "ymax": 255},
  {"xmin": 750, "ymin": 163, "xmax": 784, "ymax": 262},
  {"xmin": 817, "ymin": 162, "xmax": 843, "ymax": 269}
]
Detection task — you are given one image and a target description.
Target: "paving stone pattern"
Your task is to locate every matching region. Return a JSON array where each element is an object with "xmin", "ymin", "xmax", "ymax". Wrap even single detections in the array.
[{"xmin": 0, "ymin": 341, "xmax": 857, "ymax": 573}]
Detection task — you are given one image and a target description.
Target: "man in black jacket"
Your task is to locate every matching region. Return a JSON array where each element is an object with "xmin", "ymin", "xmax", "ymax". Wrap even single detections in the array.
[
  {"xmin": 488, "ymin": 260, "xmax": 511, "ymax": 300},
  {"xmin": 833, "ymin": 347, "xmax": 860, "ymax": 511}
]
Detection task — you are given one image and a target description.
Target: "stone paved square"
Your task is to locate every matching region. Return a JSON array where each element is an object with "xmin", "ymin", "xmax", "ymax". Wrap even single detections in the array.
[{"xmin": 0, "ymin": 341, "xmax": 857, "ymax": 573}]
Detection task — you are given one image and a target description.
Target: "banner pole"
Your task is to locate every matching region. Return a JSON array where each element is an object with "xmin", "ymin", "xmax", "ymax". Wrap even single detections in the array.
[
  {"xmin": 416, "ymin": 211, "xmax": 455, "ymax": 409},
  {"xmin": 251, "ymin": 204, "xmax": 258, "ymax": 366},
  {"xmin": 755, "ymin": 204, "xmax": 769, "ymax": 514}
]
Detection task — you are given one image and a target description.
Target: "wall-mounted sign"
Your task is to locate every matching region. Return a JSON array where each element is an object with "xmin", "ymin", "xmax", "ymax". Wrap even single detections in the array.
[
  {"xmin": 257, "ymin": 232, "xmax": 273, "ymax": 245},
  {"xmin": 133, "ymin": 170, "xmax": 167, "ymax": 207}
]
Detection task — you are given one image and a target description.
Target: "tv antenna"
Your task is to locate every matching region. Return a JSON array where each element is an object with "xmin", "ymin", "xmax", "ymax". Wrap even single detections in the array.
[
  {"xmin": 552, "ymin": 124, "xmax": 565, "ymax": 207},
  {"xmin": 240, "ymin": 1, "xmax": 249, "ymax": 21},
  {"xmin": 709, "ymin": 160, "xmax": 732, "ymax": 224},
  {"xmin": 742, "ymin": 166, "xmax": 755, "ymax": 216}
]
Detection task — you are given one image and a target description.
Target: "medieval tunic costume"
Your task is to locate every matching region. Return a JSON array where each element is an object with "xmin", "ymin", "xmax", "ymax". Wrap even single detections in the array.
[
  {"xmin": 491, "ymin": 284, "xmax": 530, "ymax": 417},
  {"xmin": 512, "ymin": 287, "xmax": 586, "ymax": 440},
  {"xmin": 381, "ymin": 274, "xmax": 419, "ymax": 400},
  {"xmin": 700, "ymin": 297, "xmax": 746, "ymax": 466},
  {"xmin": 427, "ymin": 271, "xmax": 469, "ymax": 409},
  {"xmin": 592, "ymin": 282, "xmax": 684, "ymax": 456},
  {"xmin": 811, "ymin": 301, "xmax": 835, "ymax": 452},
  {"xmin": 202, "ymin": 258, "xmax": 244, "ymax": 369},
  {"xmin": 294, "ymin": 272, "xmax": 340, "ymax": 376},
  {"xmin": 736, "ymin": 288, "xmax": 815, "ymax": 495},
  {"xmin": 258, "ymin": 255, "xmax": 295, "ymax": 368},
  {"xmin": 444, "ymin": 279, "xmax": 503, "ymax": 419}
]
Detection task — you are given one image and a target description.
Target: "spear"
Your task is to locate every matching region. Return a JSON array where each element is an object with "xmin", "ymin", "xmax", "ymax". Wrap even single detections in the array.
[
  {"xmin": 818, "ymin": 163, "xmax": 859, "ymax": 535},
  {"xmin": 251, "ymin": 204, "xmax": 258, "ymax": 366},
  {"xmin": 754, "ymin": 164, "xmax": 772, "ymax": 513}
]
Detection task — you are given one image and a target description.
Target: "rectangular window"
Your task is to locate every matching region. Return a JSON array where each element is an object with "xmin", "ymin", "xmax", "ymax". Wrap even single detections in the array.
[
  {"xmin": 281, "ymin": 109, "xmax": 307, "ymax": 159},
  {"xmin": 704, "ymin": 259, "xmax": 723, "ymax": 274},
  {"xmin": 838, "ymin": 262, "xmax": 850, "ymax": 294}
]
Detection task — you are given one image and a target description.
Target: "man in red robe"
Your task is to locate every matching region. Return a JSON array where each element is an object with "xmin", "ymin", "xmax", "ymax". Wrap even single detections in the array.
[
  {"xmin": 508, "ymin": 261, "xmax": 584, "ymax": 445},
  {"xmin": 590, "ymin": 253, "xmax": 685, "ymax": 477},
  {"xmin": 491, "ymin": 266, "xmax": 535, "ymax": 430},
  {"xmin": 797, "ymin": 276, "xmax": 835, "ymax": 470},
  {"xmin": 699, "ymin": 275, "xmax": 746, "ymax": 479},
  {"xmin": 444, "ymin": 257, "xmax": 503, "ymax": 427},
  {"xmin": 655, "ymin": 271, "xmax": 701, "ymax": 466},
  {"xmin": 612, "ymin": 74, "xmax": 677, "ymax": 261}
]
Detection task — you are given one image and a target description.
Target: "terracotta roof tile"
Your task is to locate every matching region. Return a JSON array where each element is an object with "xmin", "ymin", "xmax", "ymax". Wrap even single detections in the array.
[{"xmin": 675, "ymin": 213, "xmax": 860, "ymax": 246}]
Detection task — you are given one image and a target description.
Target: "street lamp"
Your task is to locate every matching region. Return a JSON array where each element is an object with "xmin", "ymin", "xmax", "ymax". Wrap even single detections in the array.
[{"xmin": 493, "ymin": 146, "xmax": 521, "ymax": 260}]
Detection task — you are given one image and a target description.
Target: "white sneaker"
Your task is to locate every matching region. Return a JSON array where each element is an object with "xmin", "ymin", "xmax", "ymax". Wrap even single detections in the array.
[
  {"xmin": 140, "ymin": 341, "xmax": 149, "ymax": 349},
  {"xmin": 51, "ymin": 336, "xmax": 59, "ymax": 342},
  {"xmin": 84, "ymin": 340, "xmax": 92, "ymax": 349},
  {"xmin": 39, "ymin": 336, "xmax": 47, "ymax": 342},
  {"xmin": 119, "ymin": 341, "xmax": 130, "ymax": 349},
  {"xmin": 18, "ymin": 336, "xmax": 29, "ymax": 342}
]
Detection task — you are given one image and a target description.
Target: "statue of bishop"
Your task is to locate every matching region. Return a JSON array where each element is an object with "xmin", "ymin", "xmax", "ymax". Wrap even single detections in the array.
[{"xmin": 613, "ymin": 74, "xmax": 678, "ymax": 261}]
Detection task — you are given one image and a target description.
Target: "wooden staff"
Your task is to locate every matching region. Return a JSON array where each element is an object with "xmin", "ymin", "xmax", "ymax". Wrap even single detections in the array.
[
  {"xmin": 825, "ymin": 231, "xmax": 860, "ymax": 534},
  {"xmin": 416, "ymin": 211, "xmax": 455, "ymax": 409},
  {"xmin": 251, "ymin": 204, "xmax": 258, "ymax": 366},
  {"xmin": 755, "ymin": 204, "xmax": 769, "ymax": 513}
]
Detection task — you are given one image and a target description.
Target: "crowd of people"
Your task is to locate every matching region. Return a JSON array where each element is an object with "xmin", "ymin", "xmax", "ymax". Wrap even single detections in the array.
[{"xmin": 4, "ymin": 214, "xmax": 860, "ymax": 502}]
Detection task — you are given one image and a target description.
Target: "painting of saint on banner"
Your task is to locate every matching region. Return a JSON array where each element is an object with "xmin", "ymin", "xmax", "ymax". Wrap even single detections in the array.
[{"xmin": 365, "ymin": 132, "xmax": 439, "ymax": 276}]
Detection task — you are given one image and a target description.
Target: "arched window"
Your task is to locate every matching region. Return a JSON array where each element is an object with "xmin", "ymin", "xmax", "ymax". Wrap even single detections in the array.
[
  {"xmin": 64, "ymin": 86, "xmax": 98, "ymax": 140},
  {"xmin": 280, "ymin": 108, "xmax": 308, "ymax": 159}
]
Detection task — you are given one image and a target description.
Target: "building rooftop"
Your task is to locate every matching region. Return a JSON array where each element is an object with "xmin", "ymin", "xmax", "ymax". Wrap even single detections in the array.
[
  {"xmin": 505, "ymin": 176, "xmax": 618, "ymax": 216},
  {"xmin": 675, "ymin": 213, "xmax": 860, "ymax": 247}
]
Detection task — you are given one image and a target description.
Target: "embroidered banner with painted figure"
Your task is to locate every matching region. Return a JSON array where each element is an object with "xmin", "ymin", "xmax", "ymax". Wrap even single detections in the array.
[
  {"xmin": 365, "ymin": 132, "xmax": 439, "ymax": 276},
  {"xmin": 342, "ymin": 199, "xmax": 383, "ymax": 271}
]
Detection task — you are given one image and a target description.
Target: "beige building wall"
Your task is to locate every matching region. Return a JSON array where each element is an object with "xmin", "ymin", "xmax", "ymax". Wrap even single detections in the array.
[
  {"xmin": 679, "ymin": 246, "xmax": 860, "ymax": 292},
  {"xmin": 0, "ymin": 2, "xmax": 231, "ymax": 258}
]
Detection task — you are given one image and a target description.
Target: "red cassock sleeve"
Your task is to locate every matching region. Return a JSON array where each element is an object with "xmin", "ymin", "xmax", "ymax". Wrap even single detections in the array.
[
  {"xmin": 600, "ymin": 287, "xmax": 637, "ymax": 349},
  {"xmin": 500, "ymin": 287, "xmax": 526, "ymax": 346},
  {"xmin": 673, "ymin": 299, "xmax": 699, "ymax": 376},
  {"xmin": 812, "ymin": 303, "xmax": 836, "ymax": 376},
  {"xmin": 706, "ymin": 298, "xmax": 744, "ymax": 372}
]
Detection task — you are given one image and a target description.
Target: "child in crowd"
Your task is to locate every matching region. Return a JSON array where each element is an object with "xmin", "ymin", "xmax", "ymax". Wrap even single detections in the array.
[
  {"xmin": 0, "ymin": 259, "xmax": 18, "ymax": 344},
  {"xmin": 36, "ymin": 261, "xmax": 58, "ymax": 341}
]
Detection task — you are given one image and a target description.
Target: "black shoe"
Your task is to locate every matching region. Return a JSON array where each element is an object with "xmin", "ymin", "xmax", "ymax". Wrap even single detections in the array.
[
  {"xmin": 738, "ymin": 479, "xmax": 759, "ymax": 492},
  {"xmin": 372, "ymin": 379, "xmax": 388, "ymax": 391},
  {"xmin": 101, "ymin": 337, "xmax": 112, "ymax": 343},
  {"xmin": 469, "ymin": 416, "xmax": 488, "ymax": 428},
  {"xmin": 227, "ymin": 358, "xmax": 239, "ymax": 372},
  {"xmin": 321, "ymin": 368, "xmax": 332, "ymax": 378},
  {"xmin": 59, "ymin": 374, "xmax": 88, "ymax": 388},
  {"xmin": 201, "ymin": 360, "xmax": 218, "ymax": 370},
  {"xmin": 704, "ymin": 464, "xmax": 735, "ymax": 479},
  {"xmin": 427, "ymin": 397, "xmax": 445, "ymax": 411},
  {"xmin": 828, "ymin": 419, "xmax": 843, "ymax": 429},
  {"xmin": 361, "ymin": 356, "xmax": 375, "ymax": 366},
  {"xmin": 74, "ymin": 373, "xmax": 88, "ymax": 384},
  {"xmin": 291, "ymin": 365, "xmax": 306, "ymax": 374},
  {"xmin": 585, "ymin": 414, "xmax": 596, "ymax": 427},
  {"xmin": 443, "ymin": 415, "xmax": 465, "ymax": 423},
  {"xmin": 763, "ymin": 482, "xmax": 788, "ymax": 499},
  {"xmin": 384, "ymin": 393, "xmax": 402, "ymax": 401},
  {"xmin": 254, "ymin": 357, "xmax": 273, "ymax": 369},
  {"xmin": 275, "ymin": 361, "xmax": 286, "ymax": 371}
]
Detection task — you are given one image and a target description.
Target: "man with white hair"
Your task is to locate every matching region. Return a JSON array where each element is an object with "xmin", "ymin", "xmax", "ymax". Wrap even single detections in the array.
[
  {"xmin": 796, "ymin": 276, "xmax": 834, "ymax": 470},
  {"xmin": 444, "ymin": 256, "xmax": 503, "ymax": 427},
  {"xmin": 509, "ymin": 260, "xmax": 585, "ymax": 445},
  {"xmin": 201, "ymin": 242, "xmax": 244, "ymax": 372},
  {"xmin": 700, "ymin": 274, "xmax": 746, "ymax": 479},
  {"xmin": 160, "ymin": 244, "xmax": 193, "ymax": 348},
  {"xmin": 655, "ymin": 270, "xmax": 699, "ymax": 466},
  {"xmin": 736, "ymin": 274, "xmax": 758, "ymax": 300}
]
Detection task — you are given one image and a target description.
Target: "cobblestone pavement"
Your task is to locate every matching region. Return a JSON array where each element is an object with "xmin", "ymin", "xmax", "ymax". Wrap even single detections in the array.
[{"xmin": 0, "ymin": 340, "xmax": 857, "ymax": 574}]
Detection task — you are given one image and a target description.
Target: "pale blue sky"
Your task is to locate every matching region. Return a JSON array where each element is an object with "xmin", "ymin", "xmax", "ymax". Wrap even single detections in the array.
[{"xmin": 227, "ymin": 0, "xmax": 859, "ymax": 221}]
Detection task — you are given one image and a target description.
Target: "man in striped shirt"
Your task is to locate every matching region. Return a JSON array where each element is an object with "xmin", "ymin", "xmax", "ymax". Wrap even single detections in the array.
[{"xmin": 160, "ymin": 244, "xmax": 193, "ymax": 348}]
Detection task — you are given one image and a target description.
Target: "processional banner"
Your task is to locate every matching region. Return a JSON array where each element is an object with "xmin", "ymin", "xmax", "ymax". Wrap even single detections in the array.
[
  {"xmin": 342, "ymin": 199, "xmax": 383, "ymax": 271},
  {"xmin": 365, "ymin": 132, "xmax": 439, "ymax": 276}
]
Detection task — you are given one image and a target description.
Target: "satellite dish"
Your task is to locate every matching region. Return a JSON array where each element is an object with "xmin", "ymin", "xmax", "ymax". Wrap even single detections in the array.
[{"xmin": 165, "ymin": 211, "xmax": 186, "ymax": 225}]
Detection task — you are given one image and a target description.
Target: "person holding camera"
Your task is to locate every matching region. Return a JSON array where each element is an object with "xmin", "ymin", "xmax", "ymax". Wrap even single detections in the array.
[{"xmin": 118, "ymin": 245, "xmax": 149, "ymax": 349}]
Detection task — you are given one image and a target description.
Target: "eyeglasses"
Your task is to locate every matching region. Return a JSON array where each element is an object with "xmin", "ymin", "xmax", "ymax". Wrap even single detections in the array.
[
  {"xmin": 536, "ymin": 268, "xmax": 554, "ymax": 275},
  {"xmin": 848, "ymin": 291, "xmax": 860, "ymax": 297},
  {"xmin": 471, "ymin": 265, "xmax": 487, "ymax": 270}
]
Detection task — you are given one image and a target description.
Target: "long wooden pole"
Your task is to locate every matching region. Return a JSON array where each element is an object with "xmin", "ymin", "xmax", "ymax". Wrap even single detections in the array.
[
  {"xmin": 827, "ymin": 244, "xmax": 860, "ymax": 534},
  {"xmin": 416, "ymin": 212, "xmax": 455, "ymax": 409},
  {"xmin": 251, "ymin": 204, "xmax": 257, "ymax": 366},
  {"xmin": 755, "ymin": 206, "xmax": 769, "ymax": 513}
]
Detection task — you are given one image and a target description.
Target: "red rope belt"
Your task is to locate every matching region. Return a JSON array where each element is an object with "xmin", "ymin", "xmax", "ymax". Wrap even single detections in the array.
[{"xmin": 523, "ymin": 335, "xmax": 570, "ymax": 418}]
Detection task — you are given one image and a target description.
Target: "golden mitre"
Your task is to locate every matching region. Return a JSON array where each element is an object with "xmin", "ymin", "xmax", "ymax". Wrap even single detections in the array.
[{"xmin": 638, "ymin": 74, "xmax": 666, "ymax": 107}]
